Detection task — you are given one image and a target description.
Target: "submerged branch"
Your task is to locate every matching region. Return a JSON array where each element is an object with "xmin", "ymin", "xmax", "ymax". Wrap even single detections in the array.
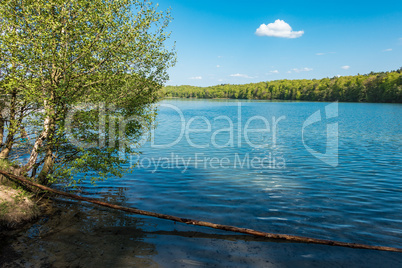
[{"xmin": 0, "ymin": 169, "xmax": 401, "ymax": 253}]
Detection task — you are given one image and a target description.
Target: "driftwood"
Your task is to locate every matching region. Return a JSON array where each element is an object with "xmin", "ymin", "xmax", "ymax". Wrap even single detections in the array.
[{"xmin": 0, "ymin": 169, "xmax": 401, "ymax": 253}]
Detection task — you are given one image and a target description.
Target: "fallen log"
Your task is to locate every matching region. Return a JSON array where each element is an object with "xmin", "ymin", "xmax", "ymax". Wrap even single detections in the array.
[{"xmin": 0, "ymin": 169, "xmax": 401, "ymax": 253}]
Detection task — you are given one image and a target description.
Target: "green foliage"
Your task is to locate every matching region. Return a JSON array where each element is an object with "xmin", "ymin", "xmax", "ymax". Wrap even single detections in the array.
[
  {"xmin": 0, "ymin": 0, "xmax": 176, "ymax": 185},
  {"xmin": 164, "ymin": 69, "xmax": 402, "ymax": 103},
  {"xmin": 0, "ymin": 159, "xmax": 20, "ymax": 170}
]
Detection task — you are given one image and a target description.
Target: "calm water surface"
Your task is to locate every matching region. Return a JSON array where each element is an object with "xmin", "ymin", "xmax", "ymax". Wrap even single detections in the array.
[
  {"xmin": 106, "ymin": 100, "xmax": 402, "ymax": 246},
  {"xmin": 3, "ymin": 100, "xmax": 402, "ymax": 267}
]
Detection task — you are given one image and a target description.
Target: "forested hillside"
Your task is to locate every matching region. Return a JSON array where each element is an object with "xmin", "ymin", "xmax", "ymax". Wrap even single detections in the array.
[{"xmin": 164, "ymin": 69, "xmax": 402, "ymax": 102}]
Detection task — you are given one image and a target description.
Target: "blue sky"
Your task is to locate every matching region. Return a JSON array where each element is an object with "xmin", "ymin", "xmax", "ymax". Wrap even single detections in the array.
[{"xmin": 158, "ymin": 0, "xmax": 402, "ymax": 87}]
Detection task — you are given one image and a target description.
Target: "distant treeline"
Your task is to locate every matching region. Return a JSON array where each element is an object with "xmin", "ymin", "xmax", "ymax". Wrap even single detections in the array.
[{"xmin": 164, "ymin": 69, "xmax": 402, "ymax": 103}]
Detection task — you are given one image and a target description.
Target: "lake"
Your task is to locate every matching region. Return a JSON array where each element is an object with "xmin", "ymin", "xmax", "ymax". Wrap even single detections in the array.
[{"xmin": 3, "ymin": 99, "xmax": 402, "ymax": 267}]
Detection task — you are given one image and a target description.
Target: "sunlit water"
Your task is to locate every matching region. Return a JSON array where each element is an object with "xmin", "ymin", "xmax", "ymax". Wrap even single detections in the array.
[{"xmin": 2, "ymin": 100, "xmax": 402, "ymax": 267}]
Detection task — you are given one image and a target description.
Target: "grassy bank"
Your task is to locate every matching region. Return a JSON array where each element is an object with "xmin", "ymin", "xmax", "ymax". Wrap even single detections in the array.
[
  {"xmin": 0, "ymin": 185, "xmax": 39, "ymax": 228},
  {"xmin": 0, "ymin": 160, "xmax": 40, "ymax": 228}
]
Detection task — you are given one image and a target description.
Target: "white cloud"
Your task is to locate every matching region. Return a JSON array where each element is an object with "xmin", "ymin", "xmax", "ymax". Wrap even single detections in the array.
[
  {"xmin": 316, "ymin": 52, "xmax": 336, "ymax": 56},
  {"xmin": 341, "ymin": 65, "xmax": 350, "ymax": 70},
  {"xmin": 255, "ymin": 19, "xmax": 304, "ymax": 38},
  {"xmin": 291, "ymin": 67, "xmax": 313, "ymax": 73},
  {"xmin": 230, "ymin": 73, "xmax": 254, "ymax": 79},
  {"xmin": 189, "ymin": 76, "xmax": 202, "ymax": 80},
  {"xmin": 268, "ymin": 70, "xmax": 279, "ymax": 74},
  {"xmin": 383, "ymin": 48, "xmax": 392, "ymax": 52},
  {"xmin": 216, "ymin": 65, "xmax": 221, "ymax": 68}
]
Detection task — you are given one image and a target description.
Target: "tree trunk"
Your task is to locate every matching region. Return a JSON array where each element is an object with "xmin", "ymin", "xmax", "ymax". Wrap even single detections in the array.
[
  {"xmin": 21, "ymin": 99, "xmax": 54, "ymax": 174},
  {"xmin": 0, "ymin": 110, "xmax": 4, "ymax": 148},
  {"xmin": 36, "ymin": 103, "xmax": 56, "ymax": 184},
  {"xmin": 37, "ymin": 145, "xmax": 54, "ymax": 185},
  {"xmin": 0, "ymin": 91, "xmax": 17, "ymax": 159}
]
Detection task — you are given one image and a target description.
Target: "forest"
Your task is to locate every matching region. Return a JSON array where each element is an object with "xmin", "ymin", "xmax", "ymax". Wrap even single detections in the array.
[{"xmin": 164, "ymin": 69, "xmax": 402, "ymax": 103}]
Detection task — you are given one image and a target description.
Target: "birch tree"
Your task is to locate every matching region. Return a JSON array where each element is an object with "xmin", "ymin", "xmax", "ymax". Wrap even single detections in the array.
[{"xmin": 0, "ymin": 0, "xmax": 175, "ymax": 184}]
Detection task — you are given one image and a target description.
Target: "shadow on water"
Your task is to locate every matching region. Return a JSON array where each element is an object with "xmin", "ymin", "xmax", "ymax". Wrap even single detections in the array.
[
  {"xmin": 0, "ymin": 181, "xmax": 402, "ymax": 267},
  {"xmin": 0, "ymin": 188, "xmax": 159, "ymax": 267}
]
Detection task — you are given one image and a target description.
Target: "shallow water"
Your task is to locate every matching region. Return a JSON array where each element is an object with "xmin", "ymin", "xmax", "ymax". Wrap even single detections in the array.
[{"xmin": 1, "ymin": 100, "xmax": 402, "ymax": 266}]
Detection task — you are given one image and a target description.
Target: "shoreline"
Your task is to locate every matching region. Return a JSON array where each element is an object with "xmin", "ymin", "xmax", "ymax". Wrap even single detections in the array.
[
  {"xmin": 1, "ymin": 199, "xmax": 401, "ymax": 267},
  {"xmin": 162, "ymin": 96, "xmax": 402, "ymax": 103},
  {"xmin": 0, "ymin": 185, "xmax": 40, "ymax": 229}
]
